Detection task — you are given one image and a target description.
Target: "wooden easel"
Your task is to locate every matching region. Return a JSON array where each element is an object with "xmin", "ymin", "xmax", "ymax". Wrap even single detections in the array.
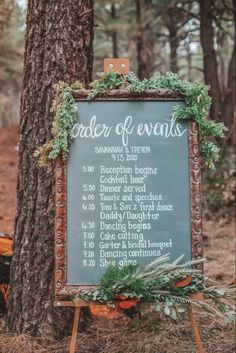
[
  {"xmin": 55, "ymin": 59, "xmax": 205, "ymax": 353},
  {"xmin": 54, "ymin": 299, "xmax": 104, "ymax": 353},
  {"xmin": 54, "ymin": 294, "xmax": 205, "ymax": 353},
  {"xmin": 188, "ymin": 305, "xmax": 205, "ymax": 353}
]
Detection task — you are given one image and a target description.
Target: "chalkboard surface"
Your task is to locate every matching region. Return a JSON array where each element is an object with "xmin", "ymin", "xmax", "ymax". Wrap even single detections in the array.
[{"xmin": 66, "ymin": 100, "xmax": 192, "ymax": 285}]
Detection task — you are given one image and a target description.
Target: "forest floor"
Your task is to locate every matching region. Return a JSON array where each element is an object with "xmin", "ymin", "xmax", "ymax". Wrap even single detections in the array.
[
  {"xmin": 0, "ymin": 125, "xmax": 18, "ymax": 237},
  {"xmin": 0, "ymin": 125, "xmax": 235, "ymax": 353}
]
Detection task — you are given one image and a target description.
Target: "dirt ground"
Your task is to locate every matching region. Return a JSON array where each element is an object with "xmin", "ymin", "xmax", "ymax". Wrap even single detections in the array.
[
  {"xmin": 0, "ymin": 125, "xmax": 235, "ymax": 352},
  {"xmin": 0, "ymin": 125, "xmax": 18, "ymax": 237}
]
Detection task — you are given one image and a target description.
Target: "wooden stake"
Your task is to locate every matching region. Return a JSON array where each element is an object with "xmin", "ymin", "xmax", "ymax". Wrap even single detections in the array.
[
  {"xmin": 69, "ymin": 307, "xmax": 81, "ymax": 353},
  {"xmin": 188, "ymin": 305, "xmax": 205, "ymax": 353}
]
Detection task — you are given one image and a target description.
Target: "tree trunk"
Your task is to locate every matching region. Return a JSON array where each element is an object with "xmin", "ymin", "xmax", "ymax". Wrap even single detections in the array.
[
  {"xmin": 111, "ymin": 4, "xmax": 119, "ymax": 57},
  {"xmin": 7, "ymin": 0, "xmax": 93, "ymax": 337},
  {"xmin": 200, "ymin": 0, "xmax": 222, "ymax": 121},
  {"xmin": 135, "ymin": 0, "xmax": 155, "ymax": 79},
  {"xmin": 169, "ymin": 28, "xmax": 178, "ymax": 73},
  {"xmin": 222, "ymin": 46, "xmax": 235, "ymax": 131},
  {"xmin": 187, "ymin": 37, "xmax": 192, "ymax": 80},
  {"xmin": 221, "ymin": 3, "xmax": 235, "ymax": 135}
]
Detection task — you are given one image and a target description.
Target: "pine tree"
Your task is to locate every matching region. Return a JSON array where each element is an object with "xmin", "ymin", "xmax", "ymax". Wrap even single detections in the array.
[{"xmin": 7, "ymin": 0, "xmax": 94, "ymax": 337}]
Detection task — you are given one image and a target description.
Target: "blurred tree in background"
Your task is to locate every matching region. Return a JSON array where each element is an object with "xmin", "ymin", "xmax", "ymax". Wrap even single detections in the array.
[
  {"xmin": 200, "ymin": 0, "xmax": 235, "ymax": 128},
  {"xmin": 0, "ymin": 0, "xmax": 24, "ymax": 127},
  {"xmin": 0, "ymin": 0, "xmax": 235, "ymax": 137},
  {"xmin": 93, "ymin": 0, "xmax": 235, "ymax": 136}
]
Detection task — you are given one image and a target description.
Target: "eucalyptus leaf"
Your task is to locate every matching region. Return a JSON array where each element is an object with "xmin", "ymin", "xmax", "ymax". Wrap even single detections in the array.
[
  {"xmin": 164, "ymin": 306, "xmax": 171, "ymax": 316},
  {"xmin": 73, "ymin": 254, "xmax": 234, "ymax": 322}
]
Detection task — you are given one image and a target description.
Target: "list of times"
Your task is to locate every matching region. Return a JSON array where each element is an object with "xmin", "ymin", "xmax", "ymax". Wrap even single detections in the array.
[
  {"xmin": 67, "ymin": 101, "xmax": 191, "ymax": 285},
  {"xmin": 81, "ymin": 151, "xmax": 173, "ymax": 269}
]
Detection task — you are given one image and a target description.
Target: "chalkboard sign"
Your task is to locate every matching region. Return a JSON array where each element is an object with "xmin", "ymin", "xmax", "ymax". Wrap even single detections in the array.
[{"xmin": 54, "ymin": 91, "xmax": 202, "ymax": 297}]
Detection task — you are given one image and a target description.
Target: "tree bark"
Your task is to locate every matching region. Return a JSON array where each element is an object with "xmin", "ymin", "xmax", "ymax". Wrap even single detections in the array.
[
  {"xmin": 222, "ymin": 46, "xmax": 235, "ymax": 130},
  {"xmin": 221, "ymin": 2, "xmax": 235, "ymax": 134},
  {"xmin": 200, "ymin": 0, "xmax": 222, "ymax": 121},
  {"xmin": 7, "ymin": 0, "xmax": 93, "ymax": 337},
  {"xmin": 135, "ymin": 0, "xmax": 155, "ymax": 79},
  {"xmin": 169, "ymin": 27, "xmax": 178, "ymax": 73},
  {"xmin": 111, "ymin": 4, "xmax": 119, "ymax": 57},
  {"xmin": 200, "ymin": 0, "xmax": 235, "ymax": 136}
]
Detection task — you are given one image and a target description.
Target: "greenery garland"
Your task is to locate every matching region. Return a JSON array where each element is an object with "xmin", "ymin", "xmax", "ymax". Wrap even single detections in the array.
[
  {"xmin": 75, "ymin": 254, "xmax": 235, "ymax": 322},
  {"xmin": 33, "ymin": 73, "xmax": 233, "ymax": 322},
  {"xmin": 35, "ymin": 71, "xmax": 228, "ymax": 169},
  {"xmin": 34, "ymin": 81, "xmax": 83, "ymax": 166}
]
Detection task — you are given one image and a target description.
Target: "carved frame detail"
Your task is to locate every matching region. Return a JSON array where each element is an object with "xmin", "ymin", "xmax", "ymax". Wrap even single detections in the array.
[{"xmin": 54, "ymin": 90, "xmax": 203, "ymax": 298}]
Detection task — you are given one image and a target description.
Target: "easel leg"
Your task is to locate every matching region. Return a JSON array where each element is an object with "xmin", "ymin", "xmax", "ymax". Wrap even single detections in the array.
[
  {"xmin": 70, "ymin": 307, "xmax": 81, "ymax": 353},
  {"xmin": 188, "ymin": 305, "xmax": 205, "ymax": 353}
]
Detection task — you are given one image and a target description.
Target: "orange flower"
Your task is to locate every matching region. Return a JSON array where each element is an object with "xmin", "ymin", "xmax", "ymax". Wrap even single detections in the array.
[
  {"xmin": 90, "ymin": 305, "xmax": 122, "ymax": 319},
  {"xmin": 175, "ymin": 275, "xmax": 192, "ymax": 288},
  {"xmin": 117, "ymin": 298, "xmax": 139, "ymax": 310}
]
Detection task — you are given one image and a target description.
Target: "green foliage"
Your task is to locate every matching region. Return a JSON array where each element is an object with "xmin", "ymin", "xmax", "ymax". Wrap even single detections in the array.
[
  {"xmin": 100, "ymin": 263, "xmax": 138, "ymax": 289},
  {"xmin": 35, "ymin": 71, "xmax": 227, "ymax": 168},
  {"xmin": 87, "ymin": 71, "xmax": 227, "ymax": 169},
  {"xmin": 34, "ymin": 81, "xmax": 83, "ymax": 166},
  {"xmin": 76, "ymin": 254, "xmax": 235, "ymax": 322},
  {"xmin": 200, "ymin": 141, "xmax": 221, "ymax": 169},
  {"xmin": 89, "ymin": 71, "xmax": 125, "ymax": 99}
]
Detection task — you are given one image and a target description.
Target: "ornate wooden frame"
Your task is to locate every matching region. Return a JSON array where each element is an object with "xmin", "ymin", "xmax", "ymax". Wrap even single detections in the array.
[{"xmin": 54, "ymin": 90, "xmax": 203, "ymax": 298}]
